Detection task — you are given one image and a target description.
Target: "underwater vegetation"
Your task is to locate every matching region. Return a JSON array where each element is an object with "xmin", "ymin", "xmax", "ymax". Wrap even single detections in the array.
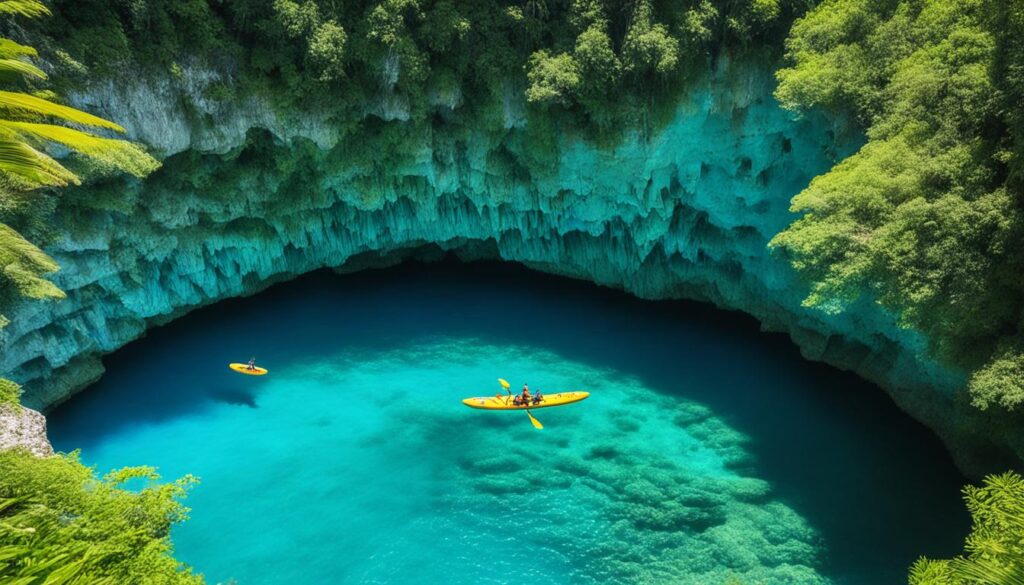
[
  {"xmin": 37, "ymin": 266, "xmax": 972, "ymax": 584},
  {"xmin": 48, "ymin": 335, "xmax": 831, "ymax": 585},
  {"xmin": 440, "ymin": 394, "xmax": 827, "ymax": 585}
]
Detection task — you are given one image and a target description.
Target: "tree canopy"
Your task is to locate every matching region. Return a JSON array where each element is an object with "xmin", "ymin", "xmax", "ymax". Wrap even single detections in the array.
[
  {"xmin": 41, "ymin": 0, "xmax": 811, "ymax": 133},
  {"xmin": 771, "ymin": 0, "xmax": 1024, "ymax": 412}
]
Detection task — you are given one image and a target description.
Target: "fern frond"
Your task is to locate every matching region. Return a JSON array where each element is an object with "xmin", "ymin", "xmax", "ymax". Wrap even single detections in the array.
[
  {"xmin": 0, "ymin": 39, "xmax": 37, "ymax": 60},
  {"xmin": 909, "ymin": 558, "xmax": 953, "ymax": 585},
  {"xmin": 948, "ymin": 557, "xmax": 1024, "ymax": 585},
  {"xmin": 0, "ymin": 91, "xmax": 124, "ymax": 132},
  {"xmin": 0, "ymin": 0, "xmax": 49, "ymax": 18},
  {"xmin": 0, "ymin": 132, "xmax": 77, "ymax": 188},
  {"xmin": 0, "ymin": 58, "xmax": 46, "ymax": 81},
  {"xmin": 0, "ymin": 222, "xmax": 63, "ymax": 301},
  {"xmin": 0, "ymin": 121, "xmax": 159, "ymax": 178}
]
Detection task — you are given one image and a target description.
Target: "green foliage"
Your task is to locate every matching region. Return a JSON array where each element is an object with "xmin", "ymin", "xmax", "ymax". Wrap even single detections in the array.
[
  {"xmin": 620, "ymin": 0, "xmax": 680, "ymax": 78},
  {"xmin": 525, "ymin": 50, "xmax": 580, "ymax": 106},
  {"xmin": 275, "ymin": 0, "xmax": 321, "ymax": 38},
  {"xmin": 0, "ymin": 449, "xmax": 202, "ymax": 584},
  {"xmin": 771, "ymin": 0, "xmax": 1024, "ymax": 411},
  {"xmin": 0, "ymin": 0, "xmax": 49, "ymax": 18},
  {"xmin": 0, "ymin": 222, "xmax": 62, "ymax": 301},
  {"xmin": 969, "ymin": 348, "xmax": 1024, "ymax": 411},
  {"xmin": 0, "ymin": 378, "xmax": 20, "ymax": 405},
  {"xmin": 308, "ymin": 20, "xmax": 348, "ymax": 82},
  {"xmin": 46, "ymin": 0, "xmax": 231, "ymax": 77},
  {"xmin": 910, "ymin": 472, "xmax": 1024, "ymax": 585},
  {"xmin": 31, "ymin": 0, "xmax": 809, "ymax": 134},
  {"xmin": 0, "ymin": 1, "xmax": 158, "ymax": 329}
]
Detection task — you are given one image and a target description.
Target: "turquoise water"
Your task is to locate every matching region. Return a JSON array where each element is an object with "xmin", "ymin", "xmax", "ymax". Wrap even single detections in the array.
[{"xmin": 48, "ymin": 261, "xmax": 968, "ymax": 584}]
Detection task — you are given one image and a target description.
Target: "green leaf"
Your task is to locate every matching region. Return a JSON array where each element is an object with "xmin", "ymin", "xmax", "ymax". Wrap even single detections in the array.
[
  {"xmin": 0, "ymin": 0, "xmax": 49, "ymax": 18},
  {"xmin": 0, "ymin": 91, "xmax": 125, "ymax": 132}
]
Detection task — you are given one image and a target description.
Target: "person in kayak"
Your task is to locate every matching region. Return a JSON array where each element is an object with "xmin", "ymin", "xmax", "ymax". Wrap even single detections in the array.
[
  {"xmin": 247, "ymin": 357, "xmax": 257, "ymax": 371},
  {"xmin": 520, "ymin": 384, "xmax": 531, "ymax": 406},
  {"xmin": 532, "ymin": 389, "xmax": 544, "ymax": 405}
]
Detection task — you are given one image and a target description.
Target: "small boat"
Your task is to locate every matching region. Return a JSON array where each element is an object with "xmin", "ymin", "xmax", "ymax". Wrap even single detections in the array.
[
  {"xmin": 461, "ymin": 391, "xmax": 589, "ymax": 411},
  {"xmin": 229, "ymin": 363, "xmax": 268, "ymax": 376}
]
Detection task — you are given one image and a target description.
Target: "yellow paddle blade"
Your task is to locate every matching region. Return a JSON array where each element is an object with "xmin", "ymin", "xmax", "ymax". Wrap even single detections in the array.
[
  {"xmin": 498, "ymin": 378, "xmax": 510, "ymax": 389},
  {"xmin": 526, "ymin": 410, "xmax": 543, "ymax": 430}
]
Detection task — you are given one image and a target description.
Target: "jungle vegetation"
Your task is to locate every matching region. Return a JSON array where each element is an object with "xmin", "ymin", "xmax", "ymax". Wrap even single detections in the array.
[
  {"xmin": 0, "ymin": 448, "xmax": 201, "ymax": 584},
  {"xmin": 0, "ymin": 0, "xmax": 157, "ymax": 330},
  {"xmin": 0, "ymin": 0, "xmax": 1023, "ymax": 584},
  {"xmin": 910, "ymin": 471, "xmax": 1024, "ymax": 585},
  {"xmin": 40, "ymin": 0, "xmax": 804, "ymax": 130},
  {"xmin": 771, "ymin": 0, "xmax": 1024, "ymax": 413},
  {"xmin": 0, "ymin": 3, "xmax": 192, "ymax": 582}
]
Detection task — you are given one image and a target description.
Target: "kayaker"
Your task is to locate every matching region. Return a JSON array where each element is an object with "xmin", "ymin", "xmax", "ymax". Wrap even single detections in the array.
[
  {"xmin": 520, "ymin": 385, "xmax": 531, "ymax": 405},
  {"xmin": 532, "ymin": 390, "xmax": 544, "ymax": 405},
  {"xmin": 247, "ymin": 357, "xmax": 257, "ymax": 371}
]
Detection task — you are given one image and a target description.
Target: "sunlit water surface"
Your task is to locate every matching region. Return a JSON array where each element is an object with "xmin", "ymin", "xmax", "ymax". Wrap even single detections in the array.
[{"xmin": 49, "ymin": 261, "xmax": 968, "ymax": 584}]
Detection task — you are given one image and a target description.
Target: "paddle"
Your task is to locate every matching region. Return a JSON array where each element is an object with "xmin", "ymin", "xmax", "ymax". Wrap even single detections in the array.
[
  {"xmin": 500, "ymin": 378, "xmax": 543, "ymax": 430},
  {"xmin": 498, "ymin": 378, "xmax": 511, "ymax": 404},
  {"xmin": 525, "ymin": 409, "xmax": 543, "ymax": 430}
]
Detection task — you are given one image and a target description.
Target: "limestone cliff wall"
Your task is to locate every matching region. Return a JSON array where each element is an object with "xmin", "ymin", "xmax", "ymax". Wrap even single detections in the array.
[{"xmin": 0, "ymin": 62, "xmax": 1010, "ymax": 473}]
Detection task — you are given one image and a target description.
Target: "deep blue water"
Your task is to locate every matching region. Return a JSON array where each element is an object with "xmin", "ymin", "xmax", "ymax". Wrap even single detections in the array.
[{"xmin": 48, "ymin": 260, "xmax": 968, "ymax": 584}]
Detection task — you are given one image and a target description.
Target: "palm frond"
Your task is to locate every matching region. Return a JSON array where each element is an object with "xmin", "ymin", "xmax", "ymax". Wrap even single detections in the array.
[
  {"xmin": 948, "ymin": 557, "xmax": 1024, "ymax": 585},
  {"xmin": 0, "ymin": 91, "xmax": 125, "ymax": 132},
  {"xmin": 0, "ymin": 222, "xmax": 64, "ymax": 301},
  {"xmin": 0, "ymin": 58, "xmax": 46, "ymax": 81},
  {"xmin": 0, "ymin": 132, "xmax": 77, "ymax": 188},
  {"xmin": 0, "ymin": 39, "xmax": 37, "ymax": 60},
  {"xmin": 0, "ymin": 11, "xmax": 160, "ymax": 318},
  {"xmin": 0, "ymin": 222, "xmax": 59, "ymax": 274},
  {"xmin": 0, "ymin": 0, "xmax": 49, "ymax": 18},
  {"xmin": 0, "ymin": 121, "xmax": 158, "ymax": 178}
]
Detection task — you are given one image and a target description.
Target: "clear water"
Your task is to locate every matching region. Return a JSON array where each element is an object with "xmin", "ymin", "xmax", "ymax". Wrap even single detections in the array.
[{"xmin": 48, "ymin": 261, "xmax": 968, "ymax": 585}]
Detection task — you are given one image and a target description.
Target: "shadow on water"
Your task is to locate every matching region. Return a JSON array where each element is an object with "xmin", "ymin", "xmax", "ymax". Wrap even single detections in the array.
[
  {"xmin": 48, "ymin": 258, "xmax": 969, "ymax": 583},
  {"xmin": 207, "ymin": 387, "xmax": 259, "ymax": 408}
]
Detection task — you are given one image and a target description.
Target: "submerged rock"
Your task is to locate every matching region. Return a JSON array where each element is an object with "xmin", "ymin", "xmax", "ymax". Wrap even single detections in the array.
[{"xmin": 0, "ymin": 60, "xmax": 1010, "ymax": 473}]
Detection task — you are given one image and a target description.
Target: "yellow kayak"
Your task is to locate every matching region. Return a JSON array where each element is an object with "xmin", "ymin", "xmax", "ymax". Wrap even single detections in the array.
[
  {"xmin": 229, "ymin": 363, "xmax": 268, "ymax": 376},
  {"xmin": 462, "ymin": 391, "xmax": 589, "ymax": 410}
]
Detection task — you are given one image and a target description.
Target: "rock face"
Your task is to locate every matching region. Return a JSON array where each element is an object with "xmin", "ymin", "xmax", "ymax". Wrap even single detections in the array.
[
  {"xmin": 0, "ymin": 61, "xmax": 1011, "ymax": 473},
  {"xmin": 0, "ymin": 406, "xmax": 55, "ymax": 457}
]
